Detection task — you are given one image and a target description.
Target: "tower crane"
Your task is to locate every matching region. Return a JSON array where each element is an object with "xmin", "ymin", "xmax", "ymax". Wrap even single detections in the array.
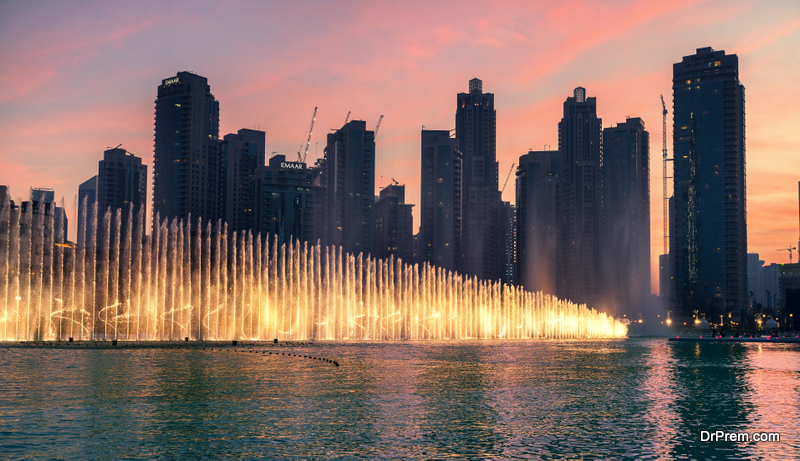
[
  {"xmin": 374, "ymin": 115, "xmax": 384, "ymax": 135},
  {"xmin": 661, "ymin": 95, "xmax": 672, "ymax": 255},
  {"xmin": 297, "ymin": 107, "xmax": 317, "ymax": 163},
  {"xmin": 778, "ymin": 246, "xmax": 797, "ymax": 264},
  {"xmin": 501, "ymin": 162, "xmax": 516, "ymax": 194}
]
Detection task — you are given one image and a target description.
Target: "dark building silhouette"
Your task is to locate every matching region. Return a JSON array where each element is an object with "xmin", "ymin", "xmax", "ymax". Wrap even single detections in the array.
[
  {"xmin": 309, "ymin": 157, "xmax": 328, "ymax": 246},
  {"xmin": 324, "ymin": 120, "xmax": 375, "ymax": 256},
  {"xmin": 98, "ymin": 148, "xmax": 147, "ymax": 218},
  {"xmin": 456, "ymin": 78, "xmax": 499, "ymax": 281},
  {"xmin": 77, "ymin": 176, "xmax": 97, "ymax": 248},
  {"xmin": 30, "ymin": 188, "xmax": 66, "ymax": 242},
  {"xmin": 374, "ymin": 184, "xmax": 414, "ymax": 263},
  {"xmin": 420, "ymin": 129, "xmax": 462, "ymax": 272},
  {"xmin": 498, "ymin": 201, "xmax": 516, "ymax": 285},
  {"xmin": 221, "ymin": 129, "xmax": 266, "ymax": 233},
  {"xmin": 516, "ymin": 150, "xmax": 561, "ymax": 294},
  {"xmin": 558, "ymin": 87, "xmax": 603, "ymax": 304},
  {"xmin": 253, "ymin": 155, "xmax": 314, "ymax": 246},
  {"xmin": 670, "ymin": 47, "xmax": 746, "ymax": 323},
  {"xmin": 153, "ymin": 72, "xmax": 221, "ymax": 226},
  {"xmin": 602, "ymin": 118, "xmax": 650, "ymax": 315}
]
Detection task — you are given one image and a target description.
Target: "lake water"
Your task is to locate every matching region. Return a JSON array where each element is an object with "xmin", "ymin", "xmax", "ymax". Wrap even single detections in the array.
[{"xmin": 0, "ymin": 338, "xmax": 797, "ymax": 458}]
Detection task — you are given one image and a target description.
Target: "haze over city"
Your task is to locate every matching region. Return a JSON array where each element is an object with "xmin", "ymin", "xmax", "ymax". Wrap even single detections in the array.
[{"xmin": 1, "ymin": 0, "xmax": 799, "ymax": 295}]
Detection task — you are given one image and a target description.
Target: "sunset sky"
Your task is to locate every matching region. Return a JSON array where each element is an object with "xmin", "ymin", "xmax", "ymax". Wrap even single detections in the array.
[{"xmin": 1, "ymin": 0, "xmax": 799, "ymax": 294}]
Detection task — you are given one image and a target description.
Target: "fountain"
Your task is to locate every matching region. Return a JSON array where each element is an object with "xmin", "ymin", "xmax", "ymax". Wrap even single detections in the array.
[{"xmin": 0, "ymin": 200, "xmax": 627, "ymax": 341}]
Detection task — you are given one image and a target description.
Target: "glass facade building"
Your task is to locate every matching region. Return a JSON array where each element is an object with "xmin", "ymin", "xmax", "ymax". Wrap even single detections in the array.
[
  {"xmin": 670, "ymin": 47, "xmax": 746, "ymax": 322},
  {"xmin": 153, "ymin": 72, "xmax": 221, "ymax": 226}
]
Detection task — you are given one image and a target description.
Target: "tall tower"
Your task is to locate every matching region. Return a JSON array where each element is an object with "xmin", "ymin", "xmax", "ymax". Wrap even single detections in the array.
[
  {"xmin": 324, "ymin": 119, "xmax": 376, "ymax": 256},
  {"xmin": 221, "ymin": 128, "xmax": 266, "ymax": 233},
  {"xmin": 252, "ymin": 155, "xmax": 315, "ymax": 246},
  {"xmin": 602, "ymin": 118, "xmax": 650, "ymax": 314},
  {"xmin": 671, "ymin": 47, "xmax": 746, "ymax": 322},
  {"xmin": 498, "ymin": 201, "xmax": 516, "ymax": 285},
  {"xmin": 374, "ymin": 184, "xmax": 414, "ymax": 263},
  {"xmin": 558, "ymin": 87, "xmax": 603, "ymax": 304},
  {"xmin": 153, "ymin": 72, "xmax": 221, "ymax": 226},
  {"xmin": 97, "ymin": 147, "xmax": 147, "ymax": 249},
  {"xmin": 98, "ymin": 147, "xmax": 147, "ymax": 217},
  {"xmin": 516, "ymin": 150, "xmax": 561, "ymax": 294},
  {"xmin": 420, "ymin": 129, "xmax": 462, "ymax": 272},
  {"xmin": 77, "ymin": 176, "xmax": 97, "ymax": 248},
  {"xmin": 456, "ymin": 78, "xmax": 499, "ymax": 280}
]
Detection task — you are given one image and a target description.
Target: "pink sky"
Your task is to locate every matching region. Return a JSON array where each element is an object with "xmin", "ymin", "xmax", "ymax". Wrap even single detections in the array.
[{"xmin": 1, "ymin": 0, "xmax": 799, "ymax": 295}]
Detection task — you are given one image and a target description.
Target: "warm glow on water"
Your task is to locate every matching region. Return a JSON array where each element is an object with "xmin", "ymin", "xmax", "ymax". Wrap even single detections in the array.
[
  {"xmin": 0, "ymin": 208, "xmax": 626, "ymax": 341},
  {"xmin": 0, "ymin": 339, "xmax": 797, "ymax": 458}
]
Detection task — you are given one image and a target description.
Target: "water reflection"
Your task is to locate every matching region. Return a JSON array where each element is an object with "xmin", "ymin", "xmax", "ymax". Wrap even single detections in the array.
[
  {"xmin": 0, "ymin": 339, "xmax": 798, "ymax": 458},
  {"xmin": 743, "ymin": 344, "xmax": 800, "ymax": 458}
]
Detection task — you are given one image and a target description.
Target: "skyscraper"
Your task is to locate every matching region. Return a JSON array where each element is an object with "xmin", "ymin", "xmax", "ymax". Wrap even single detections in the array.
[
  {"xmin": 671, "ymin": 47, "xmax": 746, "ymax": 322},
  {"xmin": 77, "ymin": 176, "xmax": 97, "ymax": 248},
  {"xmin": 153, "ymin": 72, "xmax": 221, "ymax": 226},
  {"xmin": 558, "ymin": 87, "xmax": 603, "ymax": 304},
  {"xmin": 221, "ymin": 129, "xmax": 266, "ymax": 233},
  {"xmin": 96, "ymin": 147, "xmax": 147, "ymax": 252},
  {"xmin": 456, "ymin": 78, "xmax": 499, "ymax": 281},
  {"xmin": 420, "ymin": 129, "xmax": 462, "ymax": 272},
  {"xmin": 374, "ymin": 184, "xmax": 414, "ymax": 263},
  {"xmin": 30, "ymin": 188, "xmax": 66, "ymax": 242},
  {"xmin": 602, "ymin": 118, "xmax": 650, "ymax": 314},
  {"xmin": 516, "ymin": 150, "xmax": 561, "ymax": 294},
  {"xmin": 253, "ymin": 154, "xmax": 315, "ymax": 245},
  {"xmin": 498, "ymin": 201, "xmax": 516, "ymax": 286},
  {"xmin": 97, "ymin": 147, "xmax": 147, "ymax": 218},
  {"xmin": 324, "ymin": 119, "xmax": 375, "ymax": 256}
]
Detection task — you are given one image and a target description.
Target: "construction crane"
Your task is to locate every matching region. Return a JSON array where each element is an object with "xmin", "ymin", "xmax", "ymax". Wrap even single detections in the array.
[
  {"xmin": 344, "ymin": 111, "xmax": 351, "ymax": 124},
  {"xmin": 501, "ymin": 162, "xmax": 515, "ymax": 194},
  {"xmin": 661, "ymin": 95, "xmax": 668, "ymax": 254},
  {"xmin": 374, "ymin": 115, "xmax": 384, "ymax": 136},
  {"xmin": 297, "ymin": 107, "xmax": 317, "ymax": 163},
  {"xmin": 778, "ymin": 246, "xmax": 797, "ymax": 264}
]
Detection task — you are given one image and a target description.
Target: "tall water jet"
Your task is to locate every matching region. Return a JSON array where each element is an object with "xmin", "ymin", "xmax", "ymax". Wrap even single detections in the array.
[{"xmin": 0, "ymin": 204, "xmax": 628, "ymax": 341}]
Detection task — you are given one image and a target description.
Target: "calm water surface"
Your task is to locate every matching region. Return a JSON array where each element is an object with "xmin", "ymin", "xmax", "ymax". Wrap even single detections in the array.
[{"xmin": 0, "ymin": 338, "xmax": 798, "ymax": 458}]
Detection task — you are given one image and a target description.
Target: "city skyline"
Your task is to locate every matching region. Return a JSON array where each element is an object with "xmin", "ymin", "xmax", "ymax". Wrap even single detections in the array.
[{"xmin": 1, "ymin": 1, "xmax": 799, "ymax": 295}]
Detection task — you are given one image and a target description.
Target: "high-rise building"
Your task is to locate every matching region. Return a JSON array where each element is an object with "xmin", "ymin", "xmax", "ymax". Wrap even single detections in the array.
[
  {"xmin": 671, "ymin": 47, "xmax": 746, "ymax": 322},
  {"xmin": 30, "ymin": 188, "xmax": 54, "ymax": 203},
  {"xmin": 516, "ymin": 150, "xmax": 561, "ymax": 294},
  {"xmin": 309, "ymin": 157, "xmax": 328, "ymax": 247},
  {"xmin": 97, "ymin": 147, "xmax": 147, "ymax": 219},
  {"xmin": 221, "ymin": 129, "xmax": 266, "ymax": 233},
  {"xmin": 558, "ymin": 87, "xmax": 603, "ymax": 304},
  {"xmin": 498, "ymin": 201, "xmax": 516, "ymax": 285},
  {"xmin": 456, "ymin": 78, "xmax": 499, "ymax": 281},
  {"xmin": 324, "ymin": 120, "xmax": 375, "ymax": 256},
  {"xmin": 30, "ymin": 188, "xmax": 66, "ymax": 242},
  {"xmin": 77, "ymin": 176, "xmax": 97, "ymax": 248},
  {"xmin": 602, "ymin": 118, "xmax": 650, "ymax": 313},
  {"xmin": 420, "ymin": 129, "xmax": 462, "ymax": 272},
  {"xmin": 253, "ymin": 155, "xmax": 315, "ymax": 245},
  {"xmin": 153, "ymin": 72, "xmax": 221, "ymax": 226},
  {"xmin": 374, "ymin": 184, "xmax": 414, "ymax": 263}
]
